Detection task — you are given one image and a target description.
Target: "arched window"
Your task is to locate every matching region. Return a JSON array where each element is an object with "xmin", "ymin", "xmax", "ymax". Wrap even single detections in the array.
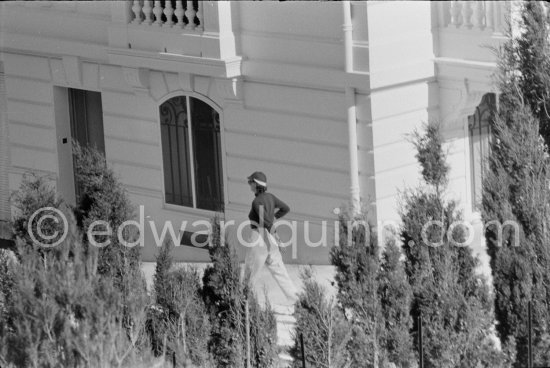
[
  {"xmin": 159, "ymin": 96, "xmax": 223, "ymax": 212},
  {"xmin": 468, "ymin": 93, "xmax": 495, "ymax": 208}
]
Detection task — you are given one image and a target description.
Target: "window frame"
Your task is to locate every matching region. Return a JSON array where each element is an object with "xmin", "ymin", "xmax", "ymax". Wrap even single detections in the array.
[
  {"xmin": 157, "ymin": 92, "xmax": 226, "ymax": 216},
  {"xmin": 467, "ymin": 93, "xmax": 495, "ymax": 211}
]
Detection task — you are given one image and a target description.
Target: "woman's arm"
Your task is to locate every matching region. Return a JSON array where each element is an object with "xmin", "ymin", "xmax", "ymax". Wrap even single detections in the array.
[{"xmin": 274, "ymin": 196, "xmax": 290, "ymax": 220}]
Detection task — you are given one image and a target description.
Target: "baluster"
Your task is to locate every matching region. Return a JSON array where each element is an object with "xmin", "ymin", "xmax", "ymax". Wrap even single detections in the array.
[
  {"xmin": 195, "ymin": 1, "xmax": 203, "ymax": 31},
  {"xmin": 143, "ymin": 0, "xmax": 153, "ymax": 25},
  {"xmin": 131, "ymin": 0, "xmax": 142, "ymax": 24},
  {"xmin": 462, "ymin": 1, "xmax": 473, "ymax": 29},
  {"xmin": 153, "ymin": 1, "xmax": 163, "ymax": 26},
  {"xmin": 164, "ymin": 0, "xmax": 174, "ymax": 27},
  {"xmin": 175, "ymin": 0, "xmax": 185, "ymax": 28},
  {"xmin": 451, "ymin": 1, "xmax": 463, "ymax": 27},
  {"xmin": 473, "ymin": 2, "xmax": 485, "ymax": 30},
  {"xmin": 185, "ymin": 0, "xmax": 196, "ymax": 30},
  {"xmin": 440, "ymin": 1, "xmax": 451, "ymax": 27}
]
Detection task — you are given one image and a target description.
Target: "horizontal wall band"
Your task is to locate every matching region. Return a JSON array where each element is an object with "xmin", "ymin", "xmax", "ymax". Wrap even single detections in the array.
[
  {"xmin": 227, "ymin": 176, "xmax": 349, "ymax": 201},
  {"xmin": 109, "ymin": 158, "xmax": 161, "ymax": 172},
  {"xmin": 4, "ymin": 73, "xmax": 51, "ymax": 83},
  {"xmin": 242, "ymin": 100, "xmax": 346, "ymax": 124},
  {"xmin": 102, "ymin": 111, "xmax": 158, "ymax": 124},
  {"xmin": 8, "ymin": 119, "xmax": 54, "ymax": 131},
  {"xmin": 104, "ymin": 134, "xmax": 159, "ymax": 148},
  {"xmin": 7, "ymin": 97, "xmax": 52, "ymax": 107},
  {"xmin": 225, "ymin": 126, "xmax": 348, "ymax": 150},
  {"xmin": 240, "ymin": 29, "xmax": 342, "ymax": 46},
  {"xmin": 125, "ymin": 184, "xmax": 164, "ymax": 200},
  {"xmin": 225, "ymin": 151, "xmax": 349, "ymax": 175},
  {"xmin": 10, "ymin": 142, "xmax": 56, "ymax": 154},
  {"xmin": 9, "ymin": 165, "xmax": 57, "ymax": 178}
]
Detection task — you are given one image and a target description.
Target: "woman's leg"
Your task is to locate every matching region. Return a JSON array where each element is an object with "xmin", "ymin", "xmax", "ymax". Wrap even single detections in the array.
[
  {"xmin": 264, "ymin": 233, "xmax": 299, "ymax": 304},
  {"xmin": 243, "ymin": 230, "xmax": 268, "ymax": 289}
]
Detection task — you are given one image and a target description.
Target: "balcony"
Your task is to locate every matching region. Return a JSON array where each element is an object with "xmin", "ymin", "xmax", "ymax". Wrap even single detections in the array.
[
  {"xmin": 107, "ymin": 1, "xmax": 241, "ymax": 79},
  {"xmin": 129, "ymin": 1, "xmax": 203, "ymax": 31},
  {"xmin": 434, "ymin": 1, "xmax": 510, "ymax": 83},
  {"xmin": 437, "ymin": 1, "xmax": 509, "ymax": 34},
  {"xmin": 0, "ymin": 1, "xmax": 241, "ymax": 79}
]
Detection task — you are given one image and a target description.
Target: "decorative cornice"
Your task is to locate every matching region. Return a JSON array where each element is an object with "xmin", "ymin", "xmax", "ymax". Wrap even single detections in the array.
[
  {"xmin": 440, "ymin": 77, "xmax": 496, "ymax": 126},
  {"xmin": 107, "ymin": 48, "xmax": 243, "ymax": 79},
  {"xmin": 435, "ymin": 57, "xmax": 497, "ymax": 71},
  {"xmin": 122, "ymin": 67, "xmax": 150, "ymax": 97}
]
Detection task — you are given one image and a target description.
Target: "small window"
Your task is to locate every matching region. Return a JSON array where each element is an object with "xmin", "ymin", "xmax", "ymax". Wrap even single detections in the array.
[
  {"xmin": 468, "ymin": 93, "xmax": 495, "ymax": 208},
  {"xmin": 159, "ymin": 96, "xmax": 223, "ymax": 212},
  {"xmin": 68, "ymin": 88, "xmax": 105, "ymax": 202}
]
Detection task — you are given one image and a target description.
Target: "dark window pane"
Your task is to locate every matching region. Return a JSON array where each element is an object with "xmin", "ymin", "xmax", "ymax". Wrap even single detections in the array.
[
  {"xmin": 190, "ymin": 97, "xmax": 223, "ymax": 211},
  {"xmin": 468, "ymin": 93, "xmax": 495, "ymax": 208},
  {"xmin": 69, "ymin": 88, "xmax": 105, "ymax": 203},
  {"xmin": 160, "ymin": 96, "xmax": 192, "ymax": 207}
]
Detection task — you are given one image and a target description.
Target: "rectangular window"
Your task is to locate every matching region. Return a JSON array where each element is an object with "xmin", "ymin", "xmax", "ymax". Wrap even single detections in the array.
[{"xmin": 68, "ymin": 88, "xmax": 105, "ymax": 202}]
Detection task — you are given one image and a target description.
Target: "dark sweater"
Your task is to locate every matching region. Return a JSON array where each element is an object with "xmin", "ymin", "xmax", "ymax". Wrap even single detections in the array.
[{"xmin": 248, "ymin": 192, "xmax": 290, "ymax": 232}]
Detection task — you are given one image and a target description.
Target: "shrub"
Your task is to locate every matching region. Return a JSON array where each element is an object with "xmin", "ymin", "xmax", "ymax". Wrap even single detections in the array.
[
  {"xmin": 10, "ymin": 173, "xmax": 64, "ymax": 255},
  {"xmin": 483, "ymin": 3, "xmax": 550, "ymax": 366},
  {"xmin": 72, "ymin": 142, "xmax": 141, "ymax": 292},
  {"xmin": 2, "ymin": 210, "xmax": 155, "ymax": 367},
  {"xmin": 290, "ymin": 268, "xmax": 351, "ymax": 368},
  {"xmin": 149, "ymin": 241, "xmax": 214, "ymax": 366},
  {"xmin": 377, "ymin": 235, "xmax": 415, "ymax": 367},
  {"xmin": 2, "ymin": 172, "xmax": 157, "ymax": 367},
  {"xmin": 202, "ymin": 218, "xmax": 278, "ymax": 368},
  {"xmin": 330, "ymin": 208, "xmax": 385, "ymax": 367},
  {"xmin": 401, "ymin": 122, "xmax": 512, "ymax": 368}
]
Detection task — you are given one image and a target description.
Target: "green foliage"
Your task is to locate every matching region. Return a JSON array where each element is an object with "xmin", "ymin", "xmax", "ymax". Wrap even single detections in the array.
[
  {"xmin": 202, "ymin": 218, "xmax": 278, "ymax": 368},
  {"xmin": 410, "ymin": 122, "xmax": 450, "ymax": 190},
  {"xmin": 1, "ymin": 209, "xmax": 156, "ymax": 367},
  {"xmin": 330, "ymin": 209, "xmax": 385, "ymax": 367},
  {"xmin": 378, "ymin": 235, "xmax": 415, "ymax": 367},
  {"xmin": 153, "ymin": 240, "xmax": 174, "ymax": 312},
  {"xmin": 496, "ymin": 2, "xmax": 550, "ymax": 145},
  {"xmin": 482, "ymin": 3, "xmax": 550, "ymax": 366},
  {"xmin": 401, "ymin": 123, "xmax": 511, "ymax": 368},
  {"xmin": 10, "ymin": 173, "xmax": 64, "ymax": 254},
  {"xmin": 72, "ymin": 142, "xmax": 141, "ymax": 291},
  {"xmin": 484, "ymin": 74, "xmax": 550, "ymax": 368},
  {"xmin": 247, "ymin": 293, "xmax": 278, "ymax": 368},
  {"xmin": 290, "ymin": 268, "xmax": 352, "ymax": 368},
  {"xmin": 149, "ymin": 242, "xmax": 214, "ymax": 366},
  {"xmin": 0, "ymin": 249, "xmax": 16, "ymax": 367},
  {"xmin": 1, "ymin": 173, "xmax": 162, "ymax": 367}
]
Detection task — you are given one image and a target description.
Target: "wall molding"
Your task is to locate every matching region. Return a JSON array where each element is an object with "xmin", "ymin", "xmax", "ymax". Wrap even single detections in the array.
[{"xmin": 122, "ymin": 67, "xmax": 150, "ymax": 97}]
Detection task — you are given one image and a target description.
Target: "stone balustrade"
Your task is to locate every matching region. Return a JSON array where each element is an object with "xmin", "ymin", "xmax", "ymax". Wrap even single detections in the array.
[
  {"xmin": 438, "ymin": 1, "xmax": 509, "ymax": 33},
  {"xmin": 130, "ymin": 0, "xmax": 203, "ymax": 31}
]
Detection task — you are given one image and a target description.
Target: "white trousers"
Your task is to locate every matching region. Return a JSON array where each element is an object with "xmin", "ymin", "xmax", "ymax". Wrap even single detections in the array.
[{"xmin": 244, "ymin": 229, "xmax": 299, "ymax": 304}]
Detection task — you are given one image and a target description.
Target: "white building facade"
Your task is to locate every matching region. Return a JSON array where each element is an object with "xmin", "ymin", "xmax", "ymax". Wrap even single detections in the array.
[{"xmin": 0, "ymin": 1, "xmax": 508, "ymax": 264}]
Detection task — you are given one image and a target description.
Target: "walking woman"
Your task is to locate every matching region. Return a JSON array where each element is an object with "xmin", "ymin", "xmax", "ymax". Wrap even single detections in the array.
[{"xmin": 244, "ymin": 171, "xmax": 299, "ymax": 304}]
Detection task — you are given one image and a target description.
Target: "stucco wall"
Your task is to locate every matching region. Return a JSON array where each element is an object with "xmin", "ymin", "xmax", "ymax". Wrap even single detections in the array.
[{"xmin": 0, "ymin": 1, "xmax": 501, "ymax": 267}]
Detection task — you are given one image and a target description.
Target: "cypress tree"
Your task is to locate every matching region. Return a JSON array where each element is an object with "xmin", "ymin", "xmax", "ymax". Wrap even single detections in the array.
[
  {"xmin": 401, "ymin": 122, "xmax": 510, "ymax": 367},
  {"xmin": 330, "ymin": 209, "xmax": 385, "ymax": 367},
  {"xmin": 377, "ymin": 235, "xmax": 415, "ymax": 367},
  {"xmin": 482, "ymin": 3, "xmax": 550, "ymax": 366}
]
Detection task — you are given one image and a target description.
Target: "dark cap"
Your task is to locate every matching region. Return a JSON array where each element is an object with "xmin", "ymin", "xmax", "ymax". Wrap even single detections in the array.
[{"xmin": 247, "ymin": 171, "xmax": 267, "ymax": 187}]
